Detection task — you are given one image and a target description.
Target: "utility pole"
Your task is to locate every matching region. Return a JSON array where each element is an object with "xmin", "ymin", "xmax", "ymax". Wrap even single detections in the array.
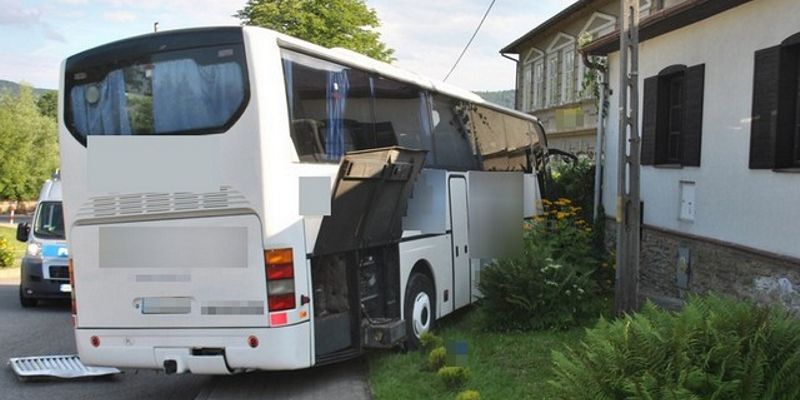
[
  {"xmin": 615, "ymin": 0, "xmax": 641, "ymax": 315},
  {"xmin": 153, "ymin": 22, "xmax": 159, "ymax": 33}
]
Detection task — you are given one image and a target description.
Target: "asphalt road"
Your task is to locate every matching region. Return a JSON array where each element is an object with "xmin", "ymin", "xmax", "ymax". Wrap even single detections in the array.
[
  {"xmin": 0, "ymin": 281, "xmax": 372, "ymax": 400},
  {"xmin": 0, "ymin": 214, "xmax": 31, "ymax": 225}
]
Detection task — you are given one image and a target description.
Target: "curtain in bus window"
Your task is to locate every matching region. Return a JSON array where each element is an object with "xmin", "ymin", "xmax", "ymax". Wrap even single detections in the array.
[
  {"xmin": 152, "ymin": 59, "xmax": 243, "ymax": 133},
  {"xmin": 325, "ymin": 70, "xmax": 349, "ymax": 161},
  {"xmin": 70, "ymin": 70, "xmax": 132, "ymax": 136}
]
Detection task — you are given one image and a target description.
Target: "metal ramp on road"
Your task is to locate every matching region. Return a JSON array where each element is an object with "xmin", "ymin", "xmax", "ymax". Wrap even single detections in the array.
[{"xmin": 9, "ymin": 355, "xmax": 121, "ymax": 380}]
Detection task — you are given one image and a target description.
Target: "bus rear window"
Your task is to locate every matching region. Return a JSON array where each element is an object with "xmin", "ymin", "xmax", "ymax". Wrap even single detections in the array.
[{"xmin": 66, "ymin": 44, "xmax": 248, "ymax": 141}]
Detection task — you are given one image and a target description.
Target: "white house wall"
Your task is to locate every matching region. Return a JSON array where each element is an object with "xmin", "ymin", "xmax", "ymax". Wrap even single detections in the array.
[{"xmin": 602, "ymin": 0, "xmax": 800, "ymax": 259}]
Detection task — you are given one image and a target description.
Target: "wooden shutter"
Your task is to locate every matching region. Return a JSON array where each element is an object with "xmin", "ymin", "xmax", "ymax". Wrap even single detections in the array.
[
  {"xmin": 749, "ymin": 46, "xmax": 781, "ymax": 169},
  {"xmin": 681, "ymin": 64, "xmax": 705, "ymax": 166},
  {"xmin": 641, "ymin": 76, "xmax": 659, "ymax": 165}
]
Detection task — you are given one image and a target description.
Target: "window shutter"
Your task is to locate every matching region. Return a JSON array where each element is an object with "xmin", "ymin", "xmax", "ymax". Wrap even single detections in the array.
[
  {"xmin": 749, "ymin": 46, "xmax": 781, "ymax": 169},
  {"xmin": 681, "ymin": 64, "xmax": 705, "ymax": 166},
  {"xmin": 641, "ymin": 76, "xmax": 659, "ymax": 165}
]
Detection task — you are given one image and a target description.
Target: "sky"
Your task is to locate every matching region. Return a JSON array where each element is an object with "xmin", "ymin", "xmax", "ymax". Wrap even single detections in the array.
[{"xmin": 0, "ymin": 0, "xmax": 571, "ymax": 91}]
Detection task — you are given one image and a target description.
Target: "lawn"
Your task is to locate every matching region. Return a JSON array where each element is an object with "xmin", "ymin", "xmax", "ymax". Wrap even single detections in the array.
[
  {"xmin": 368, "ymin": 308, "xmax": 588, "ymax": 400},
  {"xmin": 0, "ymin": 225, "xmax": 25, "ymax": 279}
]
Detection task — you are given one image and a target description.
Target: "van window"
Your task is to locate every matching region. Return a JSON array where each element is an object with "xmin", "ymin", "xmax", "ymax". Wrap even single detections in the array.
[{"xmin": 34, "ymin": 202, "xmax": 65, "ymax": 240}]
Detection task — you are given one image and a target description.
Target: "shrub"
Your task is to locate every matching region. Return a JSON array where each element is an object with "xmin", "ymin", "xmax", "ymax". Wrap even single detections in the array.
[
  {"xmin": 455, "ymin": 389, "xmax": 481, "ymax": 400},
  {"xmin": 427, "ymin": 346, "xmax": 447, "ymax": 371},
  {"xmin": 478, "ymin": 198, "xmax": 604, "ymax": 331},
  {"xmin": 419, "ymin": 331, "xmax": 444, "ymax": 352},
  {"xmin": 545, "ymin": 156, "xmax": 595, "ymax": 221},
  {"xmin": 550, "ymin": 295, "xmax": 800, "ymax": 399},
  {"xmin": 437, "ymin": 366, "xmax": 470, "ymax": 389},
  {"xmin": 0, "ymin": 238, "xmax": 14, "ymax": 268}
]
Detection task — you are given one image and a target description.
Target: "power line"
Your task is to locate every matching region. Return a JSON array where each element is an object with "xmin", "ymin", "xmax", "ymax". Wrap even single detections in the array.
[{"xmin": 442, "ymin": 0, "xmax": 497, "ymax": 82}]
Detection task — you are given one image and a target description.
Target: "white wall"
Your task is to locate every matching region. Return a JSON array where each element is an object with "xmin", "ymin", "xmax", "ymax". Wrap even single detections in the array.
[{"xmin": 602, "ymin": 0, "xmax": 800, "ymax": 259}]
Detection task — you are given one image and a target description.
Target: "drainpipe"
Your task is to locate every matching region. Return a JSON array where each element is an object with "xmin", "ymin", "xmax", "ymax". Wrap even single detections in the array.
[
  {"xmin": 592, "ymin": 71, "xmax": 608, "ymax": 221},
  {"xmin": 580, "ymin": 50, "xmax": 608, "ymax": 222},
  {"xmin": 500, "ymin": 52, "xmax": 520, "ymax": 110}
]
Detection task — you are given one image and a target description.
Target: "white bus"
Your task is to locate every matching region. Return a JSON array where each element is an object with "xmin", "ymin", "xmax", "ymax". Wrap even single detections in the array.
[{"xmin": 60, "ymin": 26, "xmax": 547, "ymax": 374}]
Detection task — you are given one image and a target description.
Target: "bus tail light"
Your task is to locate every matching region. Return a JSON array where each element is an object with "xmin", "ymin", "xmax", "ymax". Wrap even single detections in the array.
[
  {"xmin": 68, "ymin": 258, "xmax": 77, "ymax": 326},
  {"xmin": 265, "ymin": 248, "xmax": 296, "ymax": 312}
]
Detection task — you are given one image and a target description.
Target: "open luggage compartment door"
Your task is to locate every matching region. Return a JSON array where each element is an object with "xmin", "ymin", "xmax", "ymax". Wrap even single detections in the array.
[
  {"xmin": 312, "ymin": 147, "xmax": 425, "ymax": 362},
  {"xmin": 313, "ymin": 146, "xmax": 427, "ymax": 256}
]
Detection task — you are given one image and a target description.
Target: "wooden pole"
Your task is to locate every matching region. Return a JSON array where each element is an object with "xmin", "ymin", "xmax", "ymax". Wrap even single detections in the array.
[{"xmin": 614, "ymin": 0, "xmax": 641, "ymax": 315}]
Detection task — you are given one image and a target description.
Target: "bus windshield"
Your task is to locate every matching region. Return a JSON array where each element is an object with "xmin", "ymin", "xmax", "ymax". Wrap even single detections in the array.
[
  {"xmin": 34, "ymin": 202, "xmax": 65, "ymax": 240},
  {"xmin": 65, "ymin": 44, "xmax": 248, "ymax": 140}
]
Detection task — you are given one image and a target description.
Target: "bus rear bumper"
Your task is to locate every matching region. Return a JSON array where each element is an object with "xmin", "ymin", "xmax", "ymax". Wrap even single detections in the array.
[{"xmin": 75, "ymin": 322, "xmax": 312, "ymax": 373}]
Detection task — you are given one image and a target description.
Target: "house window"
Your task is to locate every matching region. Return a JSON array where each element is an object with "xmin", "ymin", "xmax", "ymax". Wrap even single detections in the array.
[
  {"xmin": 546, "ymin": 54, "xmax": 560, "ymax": 107},
  {"xmin": 663, "ymin": 73, "xmax": 684, "ymax": 163},
  {"xmin": 522, "ymin": 63, "xmax": 532, "ymax": 112},
  {"xmin": 533, "ymin": 60, "xmax": 544, "ymax": 109},
  {"xmin": 749, "ymin": 33, "xmax": 800, "ymax": 169},
  {"xmin": 641, "ymin": 64, "xmax": 705, "ymax": 167},
  {"xmin": 562, "ymin": 46, "xmax": 575, "ymax": 104}
]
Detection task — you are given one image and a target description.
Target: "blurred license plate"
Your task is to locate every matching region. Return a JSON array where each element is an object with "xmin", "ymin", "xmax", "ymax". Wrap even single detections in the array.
[{"xmin": 59, "ymin": 284, "xmax": 72, "ymax": 293}]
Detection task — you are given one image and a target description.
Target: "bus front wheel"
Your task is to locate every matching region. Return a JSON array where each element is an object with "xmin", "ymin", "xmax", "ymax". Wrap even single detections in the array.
[{"xmin": 404, "ymin": 273, "xmax": 435, "ymax": 349}]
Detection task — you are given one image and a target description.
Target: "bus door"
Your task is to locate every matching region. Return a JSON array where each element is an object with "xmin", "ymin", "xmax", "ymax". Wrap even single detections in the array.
[{"xmin": 448, "ymin": 175, "xmax": 471, "ymax": 309}]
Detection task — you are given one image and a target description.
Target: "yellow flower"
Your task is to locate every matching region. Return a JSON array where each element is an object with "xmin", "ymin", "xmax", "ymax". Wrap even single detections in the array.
[
  {"xmin": 541, "ymin": 199, "xmax": 552, "ymax": 205},
  {"xmin": 557, "ymin": 198, "xmax": 572, "ymax": 204},
  {"xmin": 556, "ymin": 212, "xmax": 567, "ymax": 220}
]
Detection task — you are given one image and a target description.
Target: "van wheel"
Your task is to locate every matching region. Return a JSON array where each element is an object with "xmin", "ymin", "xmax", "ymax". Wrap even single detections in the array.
[
  {"xmin": 404, "ymin": 273, "xmax": 435, "ymax": 350},
  {"xmin": 19, "ymin": 287, "xmax": 36, "ymax": 308}
]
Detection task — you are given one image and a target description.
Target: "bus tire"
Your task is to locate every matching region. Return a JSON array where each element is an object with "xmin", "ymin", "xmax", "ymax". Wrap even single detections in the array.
[
  {"xmin": 19, "ymin": 287, "xmax": 36, "ymax": 308},
  {"xmin": 404, "ymin": 273, "xmax": 435, "ymax": 350}
]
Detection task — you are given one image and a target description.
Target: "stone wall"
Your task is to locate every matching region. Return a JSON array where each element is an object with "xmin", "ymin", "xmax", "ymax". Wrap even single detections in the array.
[{"xmin": 605, "ymin": 220, "xmax": 800, "ymax": 313}]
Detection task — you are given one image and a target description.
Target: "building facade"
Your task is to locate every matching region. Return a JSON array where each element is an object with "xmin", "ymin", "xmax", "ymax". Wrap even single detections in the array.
[
  {"xmin": 583, "ymin": 0, "xmax": 800, "ymax": 312},
  {"xmin": 501, "ymin": 0, "xmax": 663, "ymax": 156}
]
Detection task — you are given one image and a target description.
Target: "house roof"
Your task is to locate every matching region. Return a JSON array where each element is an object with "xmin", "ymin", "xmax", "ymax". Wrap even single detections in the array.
[
  {"xmin": 583, "ymin": 0, "xmax": 753, "ymax": 55},
  {"xmin": 500, "ymin": 0, "xmax": 598, "ymax": 54}
]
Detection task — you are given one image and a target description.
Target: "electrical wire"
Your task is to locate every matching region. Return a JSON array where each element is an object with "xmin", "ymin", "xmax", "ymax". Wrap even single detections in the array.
[{"xmin": 442, "ymin": 0, "xmax": 498, "ymax": 82}]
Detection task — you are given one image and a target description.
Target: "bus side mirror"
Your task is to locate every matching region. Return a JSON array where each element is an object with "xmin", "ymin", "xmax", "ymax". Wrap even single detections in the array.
[{"xmin": 16, "ymin": 223, "xmax": 30, "ymax": 243}]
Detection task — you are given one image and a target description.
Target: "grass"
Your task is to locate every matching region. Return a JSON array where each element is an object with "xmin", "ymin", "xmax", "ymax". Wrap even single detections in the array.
[
  {"xmin": 0, "ymin": 225, "xmax": 25, "ymax": 279},
  {"xmin": 367, "ymin": 308, "xmax": 588, "ymax": 400}
]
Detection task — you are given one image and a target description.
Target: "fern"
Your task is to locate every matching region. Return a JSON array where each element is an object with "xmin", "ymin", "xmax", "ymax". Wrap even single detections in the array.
[{"xmin": 551, "ymin": 295, "xmax": 800, "ymax": 399}]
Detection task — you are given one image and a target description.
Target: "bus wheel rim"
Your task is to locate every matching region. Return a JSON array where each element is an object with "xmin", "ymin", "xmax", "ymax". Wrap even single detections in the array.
[{"xmin": 412, "ymin": 292, "xmax": 431, "ymax": 337}]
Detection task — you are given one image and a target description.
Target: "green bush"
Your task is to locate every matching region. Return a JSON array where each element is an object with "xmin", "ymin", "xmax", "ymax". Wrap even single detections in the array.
[
  {"xmin": 550, "ymin": 295, "xmax": 800, "ymax": 399},
  {"xmin": 455, "ymin": 389, "xmax": 481, "ymax": 400},
  {"xmin": 427, "ymin": 346, "xmax": 447, "ymax": 371},
  {"xmin": 0, "ymin": 238, "xmax": 14, "ymax": 268},
  {"xmin": 545, "ymin": 156, "xmax": 595, "ymax": 221},
  {"xmin": 477, "ymin": 198, "xmax": 605, "ymax": 331},
  {"xmin": 437, "ymin": 366, "xmax": 470, "ymax": 389},
  {"xmin": 419, "ymin": 331, "xmax": 444, "ymax": 352}
]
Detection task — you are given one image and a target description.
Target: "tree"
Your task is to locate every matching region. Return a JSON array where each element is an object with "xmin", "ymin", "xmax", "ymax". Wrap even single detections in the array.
[
  {"xmin": 236, "ymin": 0, "xmax": 395, "ymax": 62},
  {"xmin": 36, "ymin": 91, "xmax": 58, "ymax": 120},
  {"xmin": 0, "ymin": 85, "xmax": 59, "ymax": 200}
]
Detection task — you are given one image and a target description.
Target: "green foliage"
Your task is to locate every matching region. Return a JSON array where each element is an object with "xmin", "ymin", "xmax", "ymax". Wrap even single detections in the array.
[
  {"xmin": 455, "ymin": 389, "xmax": 480, "ymax": 400},
  {"xmin": 0, "ymin": 85, "xmax": 60, "ymax": 200},
  {"xmin": 36, "ymin": 91, "xmax": 57, "ymax": 120},
  {"xmin": 236, "ymin": 0, "xmax": 395, "ymax": 62},
  {"xmin": 437, "ymin": 366, "xmax": 469, "ymax": 389},
  {"xmin": 420, "ymin": 331, "xmax": 445, "ymax": 352},
  {"xmin": 0, "ymin": 238, "xmax": 14, "ymax": 268},
  {"xmin": 546, "ymin": 157, "xmax": 595, "ymax": 222},
  {"xmin": 550, "ymin": 295, "xmax": 800, "ymax": 400},
  {"xmin": 427, "ymin": 346, "xmax": 447, "ymax": 371},
  {"xmin": 478, "ymin": 198, "xmax": 607, "ymax": 331}
]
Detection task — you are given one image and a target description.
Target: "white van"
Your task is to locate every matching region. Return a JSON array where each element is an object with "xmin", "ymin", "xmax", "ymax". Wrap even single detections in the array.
[{"xmin": 16, "ymin": 171, "xmax": 70, "ymax": 307}]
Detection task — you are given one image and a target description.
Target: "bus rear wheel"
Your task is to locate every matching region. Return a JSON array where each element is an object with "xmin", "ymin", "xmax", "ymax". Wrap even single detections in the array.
[{"xmin": 404, "ymin": 273, "xmax": 435, "ymax": 349}]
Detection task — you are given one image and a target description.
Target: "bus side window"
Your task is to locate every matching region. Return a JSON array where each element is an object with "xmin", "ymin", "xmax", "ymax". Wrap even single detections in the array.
[
  {"xmin": 372, "ymin": 77, "xmax": 430, "ymax": 153},
  {"xmin": 430, "ymin": 95, "xmax": 477, "ymax": 170},
  {"xmin": 282, "ymin": 49, "xmax": 373, "ymax": 162}
]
